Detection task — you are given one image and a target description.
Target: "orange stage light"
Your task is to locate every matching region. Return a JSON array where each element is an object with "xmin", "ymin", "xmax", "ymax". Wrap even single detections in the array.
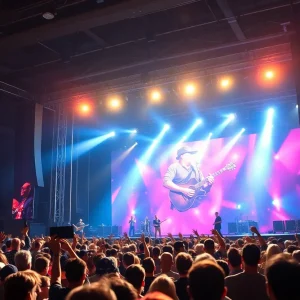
[
  {"xmin": 77, "ymin": 103, "xmax": 91, "ymax": 115},
  {"xmin": 264, "ymin": 70, "xmax": 275, "ymax": 80},
  {"xmin": 150, "ymin": 90, "xmax": 162, "ymax": 102}
]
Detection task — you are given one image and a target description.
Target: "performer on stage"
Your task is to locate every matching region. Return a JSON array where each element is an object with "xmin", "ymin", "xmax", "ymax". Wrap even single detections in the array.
[
  {"xmin": 12, "ymin": 182, "xmax": 34, "ymax": 220},
  {"xmin": 129, "ymin": 216, "xmax": 136, "ymax": 237},
  {"xmin": 213, "ymin": 212, "xmax": 223, "ymax": 237},
  {"xmin": 153, "ymin": 215, "xmax": 162, "ymax": 238},
  {"xmin": 163, "ymin": 146, "xmax": 214, "ymax": 211},
  {"xmin": 76, "ymin": 219, "xmax": 85, "ymax": 234},
  {"xmin": 144, "ymin": 216, "xmax": 150, "ymax": 235}
]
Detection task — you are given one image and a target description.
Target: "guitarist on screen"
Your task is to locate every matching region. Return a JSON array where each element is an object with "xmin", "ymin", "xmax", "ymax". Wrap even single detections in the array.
[{"xmin": 163, "ymin": 146, "xmax": 214, "ymax": 211}]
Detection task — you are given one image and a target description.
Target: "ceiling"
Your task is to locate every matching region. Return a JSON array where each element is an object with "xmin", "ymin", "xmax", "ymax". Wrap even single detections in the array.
[{"xmin": 0, "ymin": 0, "xmax": 299, "ymax": 104}]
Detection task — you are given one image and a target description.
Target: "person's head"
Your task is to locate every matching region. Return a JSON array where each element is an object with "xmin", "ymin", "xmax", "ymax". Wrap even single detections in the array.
[
  {"xmin": 65, "ymin": 258, "xmax": 87, "ymax": 286},
  {"xmin": 292, "ymin": 249, "xmax": 300, "ymax": 263},
  {"xmin": 4, "ymin": 270, "xmax": 41, "ymax": 300},
  {"xmin": 215, "ymin": 212, "xmax": 219, "ymax": 217},
  {"xmin": 227, "ymin": 248, "xmax": 242, "ymax": 269},
  {"xmin": 34, "ymin": 257, "xmax": 50, "ymax": 276},
  {"xmin": 175, "ymin": 253, "xmax": 193, "ymax": 276},
  {"xmin": 173, "ymin": 241, "xmax": 185, "ymax": 254},
  {"xmin": 5, "ymin": 239, "xmax": 11, "ymax": 250},
  {"xmin": 123, "ymin": 252, "xmax": 135, "ymax": 269},
  {"xmin": 0, "ymin": 253, "xmax": 8, "ymax": 265},
  {"xmin": 265, "ymin": 254, "xmax": 300, "ymax": 300},
  {"xmin": 162, "ymin": 245, "xmax": 174, "ymax": 255},
  {"xmin": 153, "ymin": 246, "xmax": 161, "ymax": 259},
  {"xmin": 145, "ymin": 216, "xmax": 148, "ymax": 220},
  {"xmin": 11, "ymin": 238, "xmax": 21, "ymax": 251},
  {"xmin": 21, "ymin": 182, "xmax": 32, "ymax": 198},
  {"xmin": 266, "ymin": 244, "xmax": 282, "ymax": 261},
  {"xmin": 107, "ymin": 276, "xmax": 138, "ymax": 300},
  {"xmin": 148, "ymin": 274, "xmax": 177, "ymax": 300},
  {"xmin": 195, "ymin": 253, "xmax": 216, "ymax": 263},
  {"xmin": 39, "ymin": 276, "xmax": 50, "ymax": 300},
  {"xmin": 33, "ymin": 240, "xmax": 42, "ymax": 251},
  {"xmin": 125, "ymin": 264, "xmax": 145, "ymax": 295},
  {"xmin": 217, "ymin": 260, "xmax": 229, "ymax": 277},
  {"xmin": 242, "ymin": 244, "xmax": 260, "ymax": 267},
  {"xmin": 277, "ymin": 238, "xmax": 285, "ymax": 250},
  {"xmin": 66, "ymin": 282, "xmax": 117, "ymax": 300},
  {"xmin": 95, "ymin": 257, "xmax": 118, "ymax": 276},
  {"xmin": 142, "ymin": 257, "xmax": 155, "ymax": 275},
  {"xmin": 129, "ymin": 244, "xmax": 137, "ymax": 253},
  {"xmin": 15, "ymin": 250, "xmax": 32, "ymax": 271},
  {"xmin": 0, "ymin": 264, "xmax": 18, "ymax": 283},
  {"xmin": 286, "ymin": 245, "xmax": 300, "ymax": 254},
  {"xmin": 194, "ymin": 243, "xmax": 205, "ymax": 255},
  {"xmin": 160, "ymin": 252, "xmax": 173, "ymax": 272},
  {"xmin": 79, "ymin": 219, "xmax": 82, "ymax": 223},
  {"xmin": 188, "ymin": 260, "xmax": 226, "ymax": 300},
  {"xmin": 204, "ymin": 239, "xmax": 215, "ymax": 255},
  {"xmin": 155, "ymin": 215, "xmax": 158, "ymax": 220}
]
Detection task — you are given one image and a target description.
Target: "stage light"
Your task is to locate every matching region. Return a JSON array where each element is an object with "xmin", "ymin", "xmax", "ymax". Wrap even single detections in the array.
[
  {"xmin": 272, "ymin": 198, "xmax": 280, "ymax": 208},
  {"xmin": 194, "ymin": 209, "xmax": 199, "ymax": 215},
  {"xmin": 237, "ymin": 204, "xmax": 241, "ymax": 209},
  {"xmin": 228, "ymin": 113, "xmax": 235, "ymax": 121},
  {"xmin": 297, "ymin": 104, "xmax": 299, "ymax": 109},
  {"xmin": 267, "ymin": 108, "xmax": 274, "ymax": 116},
  {"xmin": 232, "ymin": 153, "xmax": 239, "ymax": 160},
  {"xmin": 182, "ymin": 82, "xmax": 199, "ymax": 97},
  {"xmin": 241, "ymin": 128, "xmax": 245, "ymax": 132},
  {"xmin": 219, "ymin": 77, "xmax": 233, "ymax": 90},
  {"xmin": 196, "ymin": 118, "xmax": 202, "ymax": 125},
  {"xmin": 77, "ymin": 103, "xmax": 91, "ymax": 115},
  {"xmin": 150, "ymin": 89, "xmax": 162, "ymax": 102},
  {"xmin": 109, "ymin": 131, "xmax": 116, "ymax": 137},
  {"xmin": 209, "ymin": 132, "xmax": 213, "ymax": 136},
  {"xmin": 164, "ymin": 124, "xmax": 170, "ymax": 131},
  {"xmin": 265, "ymin": 70, "xmax": 275, "ymax": 80},
  {"xmin": 131, "ymin": 210, "xmax": 136, "ymax": 215},
  {"xmin": 274, "ymin": 154, "xmax": 279, "ymax": 160},
  {"xmin": 107, "ymin": 96, "xmax": 123, "ymax": 111},
  {"xmin": 131, "ymin": 129, "xmax": 137, "ymax": 134}
]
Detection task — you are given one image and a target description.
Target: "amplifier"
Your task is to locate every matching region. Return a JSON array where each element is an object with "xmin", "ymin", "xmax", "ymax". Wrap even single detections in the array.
[
  {"xmin": 97, "ymin": 226, "xmax": 122, "ymax": 237},
  {"xmin": 273, "ymin": 221, "xmax": 285, "ymax": 233},
  {"xmin": 228, "ymin": 222, "xmax": 237, "ymax": 234},
  {"xmin": 285, "ymin": 220, "xmax": 296, "ymax": 232}
]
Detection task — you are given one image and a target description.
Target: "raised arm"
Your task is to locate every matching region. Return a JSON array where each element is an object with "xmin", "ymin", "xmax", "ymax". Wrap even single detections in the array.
[
  {"xmin": 250, "ymin": 226, "xmax": 267, "ymax": 250},
  {"xmin": 141, "ymin": 234, "xmax": 150, "ymax": 258},
  {"xmin": 48, "ymin": 237, "xmax": 62, "ymax": 285},
  {"xmin": 212, "ymin": 229, "xmax": 225, "ymax": 251}
]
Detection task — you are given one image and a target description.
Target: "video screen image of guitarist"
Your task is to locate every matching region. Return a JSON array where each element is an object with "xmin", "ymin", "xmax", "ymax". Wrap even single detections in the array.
[{"xmin": 112, "ymin": 128, "xmax": 300, "ymax": 234}]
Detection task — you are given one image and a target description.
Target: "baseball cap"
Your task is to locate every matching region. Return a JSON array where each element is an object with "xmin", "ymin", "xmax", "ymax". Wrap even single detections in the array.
[{"xmin": 0, "ymin": 264, "xmax": 18, "ymax": 281}]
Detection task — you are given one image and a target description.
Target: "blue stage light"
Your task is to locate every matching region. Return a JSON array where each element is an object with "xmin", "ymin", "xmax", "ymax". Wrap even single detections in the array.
[
  {"xmin": 267, "ymin": 108, "xmax": 274, "ymax": 116},
  {"xmin": 237, "ymin": 204, "xmax": 241, "ymax": 209},
  {"xmin": 228, "ymin": 113, "xmax": 235, "ymax": 121},
  {"xmin": 196, "ymin": 118, "xmax": 202, "ymax": 125},
  {"xmin": 164, "ymin": 124, "xmax": 170, "ymax": 130}
]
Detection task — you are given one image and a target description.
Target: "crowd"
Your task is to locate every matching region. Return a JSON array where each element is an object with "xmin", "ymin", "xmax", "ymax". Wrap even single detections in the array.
[{"xmin": 0, "ymin": 225, "xmax": 300, "ymax": 300}]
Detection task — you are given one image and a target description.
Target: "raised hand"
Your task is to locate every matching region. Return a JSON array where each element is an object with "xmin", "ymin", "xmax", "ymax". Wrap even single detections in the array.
[
  {"xmin": 48, "ymin": 236, "xmax": 61, "ymax": 255},
  {"xmin": 192, "ymin": 229, "xmax": 199, "ymax": 237},
  {"xmin": 0, "ymin": 232, "xmax": 6, "ymax": 243},
  {"xmin": 167, "ymin": 232, "xmax": 173, "ymax": 239},
  {"xmin": 250, "ymin": 226, "xmax": 259, "ymax": 235},
  {"xmin": 141, "ymin": 233, "xmax": 145, "ymax": 243},
  {"xmin": 178, "ymin": 232, "xmax": 183, "ymax": 240},
  {"xmin": 211, "ymin": 229, "xmax": 218, "ymax": 235}
]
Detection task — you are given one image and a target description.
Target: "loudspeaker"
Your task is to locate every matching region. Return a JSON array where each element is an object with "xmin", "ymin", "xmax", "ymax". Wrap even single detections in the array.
[
  {"xmin": 285, "ymin": 220, "xmax": 296, "ymax": 232},
  {"xmin": 111, "ymin": 226, "xmax": 122, "ymax": 236},
  {"xmin": 228, "ymin": 222, "xmax": 237, "ymax": 234},
  {"xmin": 273, "ymin": 221, "xmax": 285, "ymax": 233}
]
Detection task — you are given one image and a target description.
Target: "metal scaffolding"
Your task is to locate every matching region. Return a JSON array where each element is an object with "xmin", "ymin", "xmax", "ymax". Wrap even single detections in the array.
[{"xmin": 49, "ymin": 103, "xmax": 68, "ymax": 226}]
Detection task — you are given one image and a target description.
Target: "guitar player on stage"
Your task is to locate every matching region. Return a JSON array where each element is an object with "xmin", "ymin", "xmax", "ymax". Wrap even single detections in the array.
[
  {"xmin": 163, "ymin": 146, "xmax": 214, "ymax": 210},
  {"xmin": 75, "ymin": 219, "xmax": 85, "ymax": 234},
  {"xmin": 213, "ymin": 212, "xmax": 223, "ymax": 238},
  {"xmin": 153, "ymin": 215, "xmax": 162, "ymax": 238}
]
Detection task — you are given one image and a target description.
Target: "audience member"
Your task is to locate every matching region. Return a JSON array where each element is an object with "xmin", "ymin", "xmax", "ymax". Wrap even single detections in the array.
[
  {"xmin": 265, "ymin": 244, "xmax": 281, "ymax": 261},
  {"xmin": 35, "ymin": 257, "xmax": 50, "ymax": 276},
  {"xmin": 265, "ymin": 254, "xmax": 300, "ymax": 300},
  {"xmin": 14, "ymin": 250, "xmax": 32, "ymax": 271},
  {"xmin": 108, "ymin": 277, "xmax": 138, "ymax": 300},
  {"xmin": 4, "ymin": 270, "xmax": 41, "ymax": 300},
  {"xmin": 142, "ymin": 257, "xmax": 156, "ymax": 294},
  {"xmin": 89, "ymin": 257, "xmax": 119, "ymax": 283},
  {"xmin": 217, "ymin": 260, "xmax": 229, "ymax": 277},
  {"xmin": 157, "ymin": 253, "xmax": 179, "ymax": 281},
  {"xmin": 123, "ymin": 252, "xmax": 135, "ymax": 269},
  {"xmin": 65, "ymin": 282, "xmax": 117, "ymax": 300},
  {"xmin": 0, "ymin": 254, "xmax": 8, "ymax": 266},
  {"xmin": 174, "ymin": 253, "xmax": 192, "ymax": 300},
  {"xmin": 225, "ymin": 244, "xmax": 269, "ymax": 300},
  {"xmin": 125, "ymin": 264, "xmax": 145, "ymax": 298},
  {"xmin": 227, "ymin": 248, "xmax": 242, "ymax": 275},
  {"xmin": 152, "ymin": 247, "xmax": 161, "ymax": 274},
  {"xmin": 5, "ymin": 238, "xmax": 20, "ymax": 265},
  {"xmin": 292, "ymin": 249, "xmax": 300, "ymax": 263},
  {"xmin": 148, "ymin": 274, "xmax": 178, "ymax": 300},
  {"xmin": 0, "ymin": 264, "xmax": 18, "ymax": 300},
  {"xmin": 188, "ymin": 260, "xmax": 227, "ymax": 300},
  {"xmin": 40, "ymin": 276, "xmax": 51, "ymax": 300}
]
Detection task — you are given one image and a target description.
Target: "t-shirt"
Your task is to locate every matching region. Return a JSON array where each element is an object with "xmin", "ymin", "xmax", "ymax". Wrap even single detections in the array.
[
  {"xmin": 144, "ymin": 276, "xmax": 156, "ymax": 294},
  {"xmin": 153, "ymin": 220, "xmax": 161, "ymax": 228},
  {"xmin": 175, "ymin": 277, "xmax": 189, "ymax": 300},
  {"xmin": 49, "ymin": 283, "xmax": 71, "ymax": 300},
  {"xmin": 225, "ymin": 272, "xmax": 269, "ymax": 300},
  {"xmin": 214, "ymin": 216, "xmax": 222, "ymax": 230}
]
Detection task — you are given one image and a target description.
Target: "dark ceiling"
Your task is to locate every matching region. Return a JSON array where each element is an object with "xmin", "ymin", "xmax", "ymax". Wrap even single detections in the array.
[{"xmin": 0, "ymin": 0, "xmax": 299, "ymax": 105}]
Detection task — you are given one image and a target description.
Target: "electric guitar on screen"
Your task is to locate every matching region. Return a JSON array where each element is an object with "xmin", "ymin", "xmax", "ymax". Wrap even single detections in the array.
[{"xmin": 169, "ymin": 162, "xmax": 236, "ymax": 212}]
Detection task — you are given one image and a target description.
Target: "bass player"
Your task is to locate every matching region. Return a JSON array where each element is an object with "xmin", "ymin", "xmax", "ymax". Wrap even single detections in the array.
[{"xmin": 163, "ymin": 146, "xmax": 214, "ymax": 210}]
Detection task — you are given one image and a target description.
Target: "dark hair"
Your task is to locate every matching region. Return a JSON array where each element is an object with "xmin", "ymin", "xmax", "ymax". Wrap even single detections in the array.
[
  {"xmin": 34, "ymin": 257, "xmax": 50, "ymax": 274},
  {"xmin": 217, "ymin": 260, "xmax": 229, "ymax": 277},
  {"xmin": 145, "ymin": 237, "xmax": 150, "ymax": 244},
  {"xmin": 142, "ymin": 257, "xmax": 155, "ymax": 274},
  {"xmin": 108, "ymin": 277, "xmax": 138, "ymax": 300},
  {"xmin": 173, "ymin": 241, "xmax": 184, "ymax": 253},
  {"xmin": 123, "ymin": 253, "xmax": 135, "ymax": 267},
  {"xmin": 175, "ymin": 253, "xmax": 193, "ymax": 275},
  {"xmin": 5, "ymin": 240, "xmax": 12, "ymax": 249},
  {"xmin": 139, "ymin": 243, "xmax": 144, "ymax": 252},
  {"xmin": 227, "ymin": 248, "xmax": 242, "ymax": 268},
  {"xmin": 242, "ymin": 244, "xmax": 260, "ymax": 266},
  {"xmin": 286, "ymin": 245, "xmax": 299, "ymax": 254},
  {"xmin": 188, "ymin": 261, "xmax": 225, "ymax": 300},
  {"xmin": 204, "ymin": 239, "xmax": 215, "ymax": 251},
  {"xmin": 152, "ymin": 247, "xmax": 161, "ymax": 257},
  {"xmin": 125, "ymin": 264, "xmax": 145, "ymax": 291},
  {"xmin": 162, "ymin": 245, "xmax": 174, "ymax": 255},
  {"xmin": 110, "ymin": 248, "xmax": 118, "ymax": 257},
  {"xmin": 265, "ymin": 254, "xmax": 300, "ymax": 300},
  {"xmin": 65, "ymin": 258, "xmax": 86, "ymax": 283}
]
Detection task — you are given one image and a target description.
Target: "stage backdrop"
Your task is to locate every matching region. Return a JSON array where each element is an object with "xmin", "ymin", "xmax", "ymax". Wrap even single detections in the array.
[{"xmin": 112, "ymin": 128, "xmax": 300, "ymax": 234}]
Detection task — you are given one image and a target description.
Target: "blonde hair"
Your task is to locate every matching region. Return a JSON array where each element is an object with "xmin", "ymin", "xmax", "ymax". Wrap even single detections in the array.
[
  {"xmin": 4, "ymin": 270, "xmax": 41, "ymax": 300},
  {"xmin": 148, "ymin": 274, "xmax": 178, "ymax": 300},
  {"xmin": 266, "ymin": 244, "xmax": 281, "ymax": 261}
]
